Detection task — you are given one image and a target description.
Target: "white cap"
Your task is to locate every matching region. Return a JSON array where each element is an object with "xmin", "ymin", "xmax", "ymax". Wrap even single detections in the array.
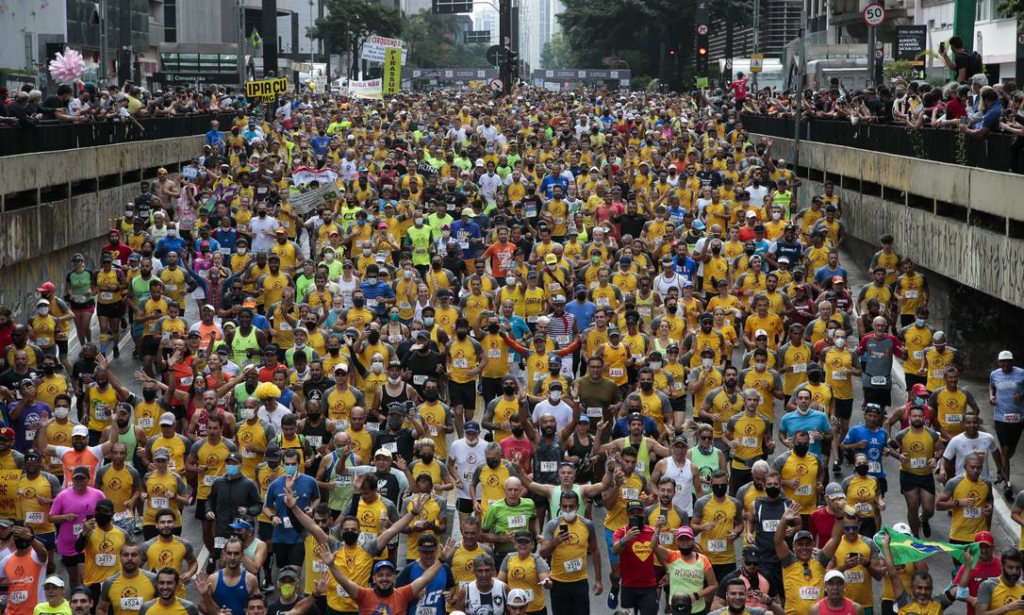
[
  {"xmin": 507, "ymin": 589, "xmax": 531, "ymax": 607},
  {"xmin": 999, "ymin": 350, "xmax": 1014, "ymax": 361},
  {"xmin": 43, "ymin": 576, "xmax": 65, "ymax": 588},
  {"xmin": 755, "ymin": 329, "xmax": 768, "ymax": 338},
  {"xmin": 892, "ymin": 522, "xmax": 912, "ymax": 535},
  {"xmin": 824, "ymin": 570, "xmax": 846, "ymax": 583},
  {"xmin": 71, "ymin": 424, "xmax": 89, "ymax": 438},
  {"xmin": 746, "ymin": 210, "xmax": 757, "ymax": 218}
]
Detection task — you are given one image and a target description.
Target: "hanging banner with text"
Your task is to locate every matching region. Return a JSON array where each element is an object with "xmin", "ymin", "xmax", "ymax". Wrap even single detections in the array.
[
  {"xmin": 383, "ymin": 47, "xmax": 403, "ymax": 95},
  {"xmin": 289, "ymin": 184, "xmax": 343, "ymax": 215},
  {"xmin": 244, "ymin": 77, "xmax": 289, "ymax": 101},
  {"xmin": 0, "ymin": 469, "xmax": 23, "ymax": 519},
  {"xmin": 348, "ymin": 78, "xmax": 383, "ymax": 99},
  {"xmin": 895, "ymin": 25, "xmax": 928, "ymax": 78},
  {"xmin": 292, "ymin": 167, "xmax": 339, "ymax": 186},
  {"xmin": 361, "ymin": 35, "xmax": 408, "ymax": 64}
]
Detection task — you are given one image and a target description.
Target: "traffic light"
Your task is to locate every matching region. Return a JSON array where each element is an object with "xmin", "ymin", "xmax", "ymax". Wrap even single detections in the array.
[
  {"xmin": 695, "ymin": 0, "xmax": 710, "ymax": 77},
  {"xmin": 668, "ymin": 49, "xmax": 676, "ymax": 57}
]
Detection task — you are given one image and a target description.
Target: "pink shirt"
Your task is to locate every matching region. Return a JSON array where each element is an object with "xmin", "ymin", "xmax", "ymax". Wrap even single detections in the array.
[
  {"xmin": 49, "ymin": 486, "xmax": 106, "ymax": 556},
  {"xmin": 499, "ymin": 435, "xmax": 534, "ymax": 473}
]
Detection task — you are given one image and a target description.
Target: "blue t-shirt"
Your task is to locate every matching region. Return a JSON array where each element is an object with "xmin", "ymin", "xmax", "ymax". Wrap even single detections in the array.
[
  {"xmin": 311, "ymin": 135, "xmax": 331, "ymax": 157},
  {"xmin": 360, "ymin": 281, "xmax": 396, "ymax": 316},
  {"xmin": 778, "ymin": 409, "xmax": 832, "ymax": 457},
  {"xmin": 265, "ymin": 473, "xmax": 319, "ymax": 544},
  {"xmin": 981, "ymin": 101, "xmax": 1003, "ymax": 133},
  {"xmin": 451, "ymin": 220, "xmax": 483, "ymax": 259},
  {"xmin": 539, "ymin": 174, "xmax": 569, "ymax": 198},
  {"xmin": 565, "ymin": 300, "xmax": 597, "ymax": 332},
  {"xmin": 842, "ymin": 425, "xmax": 889, "ymax": 477},
  {"xmin": 990, "ymin": 366, "xmax": 1024, "ymax": 422},
  {"xmin": 612, "ymin": 415, "xmax": 659, "ymax": 440},
  {"xmin": 670, "ymin": 256, "xmax": 699, "ymax": 285},
  {"xmin": 396, "ymin": 560, "xmax": 455, "ymax": 615},
  {"xmin": 813, "ymin": 265, "xmax": 848, "ymax": 287}
]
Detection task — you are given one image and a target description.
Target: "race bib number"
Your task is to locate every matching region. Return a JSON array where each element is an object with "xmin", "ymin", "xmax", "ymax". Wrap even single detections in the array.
[
  {"xmin": 799, "ymin": 587, "xmax": 820, "ymax": 600},
  {"xmin": 241, "ymin": 448, "xmax": 258, "ymax": 459},
  {"xmin": 708, "ymin": 539, "xmax": 728, "ymax": 552},
  {"xmin": 741, "ymin": 437, "xmax": 759, "ymax": 448},
  {"xmin": 868, "ymin": 461, "xmax": 882, "ymax": 474},
  {"xmin": 413, "ymin": 375, "xmax": 427, "ymax": 385},
  {"xmin": 548, "ymin": 283, "xmax": 561, "ymax": 292},
  {"xmin": 25, "ymin": 429, "xmax": 36, "ymax": 441},
  {"xmin": 672, "ymin": 381, "xmax": 684, "ymax": 392},
  {"xmin": 932, "ymin": 370, "xmax": 945, "ymax": 379},
  {"xmin": 214, "ymin": 537, "xmax": 228, "ymax": 549},
  {"xmin": 660, "ymin": 533, "xmax": 674, "ymax": 544},
  {"xmin": 95, "ymin": 553, "xmax": 116, "ymax": 567},
  {"xmin": 429, "ymin": 426, "xmax": 439, "ymax": 437},
  {"xmin": 383, "ymin": 442, "xmax": 398, "ymax": 453},
  {"xmin": 622, "ymin": 488, "xmax": 639, "ymax": 500},
  {"xmin": 963, "ymin": 507, "xmax": 982, "ymax": 519},
  {"xmin": 100, "ymin": 292, "xmax": 115, "ymax": 301},
  {"xmin": 453, "ymin": 358, "xmax": 469, "ymax": 369},
  {"xmin": 795, "ymin": 485, "xmax": 812, "ymax": 496},
  {"xmin": 856, "ymin": 503, "xmax": 874, "ymax": 515},
  {"xmin": 359, "ymin": 531, "xmax": 377, "ymax": 543},
  {"xmin": 313, "ymin": 561, "xmax": 327, "ymax": 572},
  {"xmin": 556, "ymin": 335, "xmax": 571, "ymax": 346},
  {"xmin": 563, "ymin": 558, "xmax": 583, "ymax": 573},
  {"xmin": 1004, "ymin": 413, "xmax": 1021, "ymax": 423},
  {"xmin": 71, "ymin": 295, "xmax": 87, "ymax": 303},
  {"xmin": 912, "ymin": 350, "xmax": 925, "ymax": 360},
  {"xmin": 151, "ymin": 497, "xmax": 169, "ymax": 509},
  {"xmin": 870, "ymin": 375, "xmax": 888, "ymax": 386},
  {"xmin": 335, "ymin": 475, "xmax": 352, "ymax": 486},
  {"xmin": 9, "ymin": 592, "xmax": 27, "ymax": 605},
  {"xmin": 203, "ymin": 474, "xmax": 222, "ymax": 486},
  {"xmin": 73, "ymin": 524, "xmax": 83, "ymax": 535},
  {"xmin": 487, "ymin": 349, "xmax": 502, "ymax": 359},
  {"xmin": 904, "ymin": 290, "xmax": 918, "ymax": 299},
  {"xmin": 844, "ymin": 570, "xmax": 864, "ymax": 583},
  {"xmin": 415, "ymin": 606, "xmax": 435, "ymax": 615},
  {"xmin": 307, "ymin": 436, "xmax": 323, "ymax": 448},
  {"xmin": 366, "ymin": 299, "xmax": 378, "ymax": 308},
  {"xmin": 909, "ymin": 457, "xmax": 928, "ymax": 469},
  {"xmin": 792, "ymin": 363, "xmax": 807, "ymax": 373},
  {"xmin": 37, "ymin": 337, "xmax": 51, "ymax": 347},
  {"xmin": 113, "ymin": 510, "xmax": 133, "ymax": 522},
  {"xmin": 596, "ymin": 297, "xmax": 610, "ymax": 307},
  {"xmin": 336, "ymin": 585, "xmax": 349, "ymax": 597},
  {"xmin": 831, "ymin": 370, "xmax": 848, "ymax": 381},
  {"xmin": 283, "ymin": 516, "xmax": 293, "ymax": 528},
  {"xmin": 609, "ymin": 368, "xmax": 624, "ymax": 378},
  {"xmin": 587, "ymin": 407, "xmax": 603, "ymax": 418},
  {"xmin": 540, "ymin": 461, "xmax": 557, "ymax": 473},
  {"xmin": 508, "ymin": 515, "xmax": 527, "ymax": 529},
  {"xmin": 333, "ymin": 419, "xmax": 349, "ymax": 431},
  {"xmin": 945, "ymin": 414, "xmax": 963, "ymax": 424},
  {"xmin": 635, "ymin": 461, "xmax": 645, "ymax": 473},
  {"xmin": 139, "ymin": 418, "xmax": 154, "ymax": 429},
  {"xmin": 164, "ymin": 284, "xmax": 178, "ymax": 293},
  {"xmin": 527, "ymin": 316, "xmax": 539, "ymax": 324},
  {"xmin": 762, "ymin": 519, "xmax": 780, "ymax": 532},
  {"xmin": 25, "ymin": 512, "xmax": 45, "ymax": 524},
  {"xmin": 120, "ymin": 598, "xmax": 143, "ymax": 611}
]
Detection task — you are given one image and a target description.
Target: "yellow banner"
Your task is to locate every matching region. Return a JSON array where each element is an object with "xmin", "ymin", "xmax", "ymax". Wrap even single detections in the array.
[
  {"xmin": 245, "ymin": 77, "xmax": 289, "ymax": 101},
  {"xmin": 383, "ymin": 47, "xmax": 402, "ymax": 95},
  {"xmin": 0, "ymin": 469, "xmax": 23, "ymax": 519}
]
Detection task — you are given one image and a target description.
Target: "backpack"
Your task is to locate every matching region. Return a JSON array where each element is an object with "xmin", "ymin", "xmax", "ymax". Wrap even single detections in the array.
[{"xmin": 962, "ymin": 49, "xmax": 984, "ymax": 78}]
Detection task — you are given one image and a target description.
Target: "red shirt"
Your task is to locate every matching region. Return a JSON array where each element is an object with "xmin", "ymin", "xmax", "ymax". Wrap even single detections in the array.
[
  {"xmin": 482, "ymin": 241, "xmax": 516, "ymax": 278},
  {"xmin": 259, "ymin": 362, "xmax": 285, "ymax": 383},
  {"xmin": 355, "ymin": 585, "xmax": 415, "ymax": 615},
  {"xmin": 729, "ymin": 77, "xmax": 750, "ymax": 101},
  {"xmin": 612, "ymin": 525, "xmax": 657, "ymax": 588},
  {"xmin": 953, "ymin": 555, "xmax": 1001, "ymax": 615},
  {"xmin": 499, "ymin": 435, "xmax": 534, "ymax": 473},
  {"xmin": 738, "ymin": 226, "xmax": 757, "ymax": 242},
  {"xmin": 809, "ymin": 505, "xmax": 837, "ymax": 549}
]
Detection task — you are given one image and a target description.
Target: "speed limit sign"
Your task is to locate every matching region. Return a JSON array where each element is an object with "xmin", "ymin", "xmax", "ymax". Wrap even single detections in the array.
[{"xmin": 862, "ymin": 3, "xmax": 885, "ymax": 26}]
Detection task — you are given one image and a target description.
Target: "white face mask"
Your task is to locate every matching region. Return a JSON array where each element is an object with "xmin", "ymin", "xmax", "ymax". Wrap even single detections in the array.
[
  {"xmin": 387, "ymin": 376, "xmax": 402, "ymax": 385},
  {"xmin": 237, "ymin": 247, "xmax": 247, "ymax": 255},
  {"xmin": 650, "ymin": 362, "xmax": 662, "ymax": 371},
  {"xmin": 755, "ymin": 362, "xmax": 767, "ymax": 372},
  {"xmin": 562, "ymin": 510, "xmax": 577, "ymax": 522},
  {"xmin": 506, "ymin": 277, "xmax": 516, "ymax": 286},
  {"xmin": 834, "ymin": 337, "xmax": 846, "ymax": 348},
  {"xmin": 54, "ymin": 407, "xmax": 70, "ymax": 420},
  {"xmin": 772, "ymin": 212, "xmax": 781, "ymax": 221},
  {"xmin": 371, "ymin": 361, "xmax": 384, "ymax": 374},
  {"xmin": 702, "ymin": 358, "xmax": 714, "ymax": 368},
  {"xmin": 240, "ymin": 407, "xmax": 254, "ymax": 420},
  {"xmin": 37, "ymin": 307, "xmax": 49, "ymax": 316},
  {"xmin": 550, "ymin": 391, "xmax": 562, "ymax": 402},
  {"xmin": 363, "ymin": 249, "xmax": 371, "ymax": 256}
]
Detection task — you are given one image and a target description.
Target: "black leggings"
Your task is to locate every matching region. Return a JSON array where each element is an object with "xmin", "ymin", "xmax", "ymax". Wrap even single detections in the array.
[
  {"xmin": 621, "ymin": 586, "xmax": 659, "ymax": 615},
  {"xmin": 550, "ymin": 580, "xmax": 591, "ymax": 615}
]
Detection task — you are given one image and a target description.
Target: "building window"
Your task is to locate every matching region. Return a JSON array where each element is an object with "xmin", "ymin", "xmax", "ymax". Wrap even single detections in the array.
[{"xmin": 164, "ymin": 0, "xmax": 177, "ymax": 42}]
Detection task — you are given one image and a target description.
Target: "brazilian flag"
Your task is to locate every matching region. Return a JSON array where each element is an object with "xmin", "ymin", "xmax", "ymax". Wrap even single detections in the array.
[
  {"xmin": 872, "ymin": 526, "xmax": 980, "ymax": 566},
  {"xmin": 248, "ymin": 29, "xmax": 263, "ymax": 50}
]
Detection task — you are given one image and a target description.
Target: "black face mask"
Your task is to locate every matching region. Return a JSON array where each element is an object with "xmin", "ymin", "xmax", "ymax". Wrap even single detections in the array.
[
  {"xmin": 14, "ymin": 538, "xmax": 32, "ymax": 550},
  {"xmin": 807, "ymin": 372, "xmax": 822, "ymax": 384},
  {"xmin": 368, "ymin": 331, "xmax": 380, "ymax": 344},
  {"xmin": 308, "ymin": 413, "xmax": 321, "ymax": 423},
  {"xmin": 745, "ymin": 248, "xmax": 755, "ymax": 256},
  {"xmin": 342, "ymin": 530, "xmax": 360, "ymax": 546},
  {"xmin": 712, "ymin": 483, "xmax": 728, "ymax": 498},
  {"xmin": 511, "ymin": 426, "xmax": 525, "ymax": 438},
  {"xmin": 486, "ymin": 458, "xmax": 500, "ymax": 469},
  {"xmin": 711, "ymin": 246, "xmax": 722, "ymax": 255},
  {"xmin": 680, "ymin": 546, "xmax": 694, "ymax": 556},
  {"xmin": 794, "ymin": 443, "xmax": 809, "ymax": 456},
  {"xmin": 666, "ymin": 305, "xmax": 678, "ymax": 314},
  {"xmin": 503, "ymin": 384, "xmax": 516, "ymax": 396},
  {"xmin": 329, "ymin": 347, "xmax": 340, "ymax": 356},
  {"xmin": 387, "ymin": 417, "xmax": 403, "ymax": 430},
  {"xmin": 423, "ymin": 389, "xmax": 438, "ymax": 402},
  {"xmin": 855, "ymin": 464, "xmax": 869, "ymax": 476},
  {"xmin": 765, "ymin": 486, "xmax": 781, "ymax": 499},
  {"xmin": 353, "ymin": 298, "xmax": 365, "ymax": 308},
  {"xmin": 95, "ymin": 512, "xmax": 114, "ymax": 526},
  {"xmin": 550, "ymin": 368, "xmax": 560, "ymax": 376},
  {"xmin": 640, "ymin": 381, "xmax": 653, "ymax": 393},
  {"xmin": 143, "ymin": 389, "xmax": 157, "ymax": 402},
  {"xmin": 456, "ymin": 330, "xmax": 468, "ymax": 340},
  {"xmin": 488, "ymin": 324, "xmax": 500, "ymax": 334},
  {"xmin": 421, "ymin": 454, "xmax": 434, "ymax": 465}
]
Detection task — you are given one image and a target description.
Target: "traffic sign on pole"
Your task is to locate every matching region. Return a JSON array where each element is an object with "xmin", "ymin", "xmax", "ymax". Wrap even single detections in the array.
[
  {"xmin": 488, "ymin": 77, "xmax": 504, "ymax": 92},
  {"xmin": 863, "ymin": 3, "xmax": 885, "ymax": 26}
]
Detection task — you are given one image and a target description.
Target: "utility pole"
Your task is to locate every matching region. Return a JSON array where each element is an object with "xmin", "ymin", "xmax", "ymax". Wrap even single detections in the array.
[
  {"xmin": 117, "ymin": 0, "xmax": 132, "ymax": 83},
  {"xmin": 752, "ymin": 0, "xmax": 760, "ymax": 90},
  {"xmin": 237, "ymin": 0, "xmax": 247, "ymax": 86},
  {"xmin": 793, "ymin": 4, "xmax": 807, "ymax": 189},
  {"xmin": 499, "ymin": 0, "xmax": 513, "ymax": 95},
  {"xmin": 262, "ymin": 0, "xmax": 279, "ymax": 78},
  {"xmin": 98, "ymin": 0, "xmax": 109, "ymax": 84}
]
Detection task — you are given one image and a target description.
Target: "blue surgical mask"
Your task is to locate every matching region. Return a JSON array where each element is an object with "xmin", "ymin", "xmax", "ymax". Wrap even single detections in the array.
[
  {"xmin": 284, "ymin": 464, "xmax": 298, "ymax": 477},
  {"xmin": 225, "ymin": 464, "xmax": 240, "ymax": 477},
  {"xmin": 915, "ymin": 318, "xmax": 925, "ymax": 327}
]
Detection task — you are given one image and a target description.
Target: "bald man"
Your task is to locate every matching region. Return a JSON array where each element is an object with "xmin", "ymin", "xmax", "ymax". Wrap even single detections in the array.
[{"xmin": 480, "ymin": 476, "xmax": 539, "ymax": 569}]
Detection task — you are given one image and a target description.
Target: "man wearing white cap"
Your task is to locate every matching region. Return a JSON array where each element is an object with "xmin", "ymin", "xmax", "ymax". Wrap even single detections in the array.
[
  {"xmin": 505, "ymin": 588, "xmax": 531, "ymax": 615},
  {"xmin": 807, "ymin": 570, "xmax": 863, "ymax": 615},
  {"xmin": 989, "ymin": 350, "xmax": 1024, "ymax": 500}
]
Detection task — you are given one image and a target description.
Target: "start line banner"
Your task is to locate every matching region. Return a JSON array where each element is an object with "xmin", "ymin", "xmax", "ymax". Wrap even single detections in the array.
[
  {"xmin": 290, "ymin": 184, "xmax": 342, "ymax": 215},
  {"xmin": 292, "ymin": 166, "xmax": 338, "ymax": 186}
]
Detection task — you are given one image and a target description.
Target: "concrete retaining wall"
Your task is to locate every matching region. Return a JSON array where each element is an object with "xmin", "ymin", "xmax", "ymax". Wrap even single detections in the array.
[{"xmin": 0, "ymin": 135, "xmax": 204, "ymax": 318}]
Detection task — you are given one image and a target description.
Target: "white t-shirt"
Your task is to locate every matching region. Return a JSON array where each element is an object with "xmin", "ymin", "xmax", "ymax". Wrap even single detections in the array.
[
  {"xmin": 941, "ymin": 431, "xmax": 999, "ymax": 480},
  {"xmin": 258, "ymin": 403, "xmax": 293, "ymax": 431},
  {"xmin": 745, "ymin": 184, "xmax": 770, "ymax": 207},
  {"xmin": 479, "ymin": 173, "xmax": 503, "ymax": 203},
  {"xmin": 449, "ymin": 437, "xmax": 487, "ymax": 499},
  {"xmin": 531, "ymin": 400, "xmax": 574, "ymax": 432},
  {"xmin": 248, "ymin": 215, "xmax": 281, "ymax": 253}
]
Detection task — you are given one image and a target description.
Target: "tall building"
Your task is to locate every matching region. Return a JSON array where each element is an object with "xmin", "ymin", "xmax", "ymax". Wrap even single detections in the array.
[{"xmin": 707, "ymin": 0, "xmax": 802, "ymax": 61}]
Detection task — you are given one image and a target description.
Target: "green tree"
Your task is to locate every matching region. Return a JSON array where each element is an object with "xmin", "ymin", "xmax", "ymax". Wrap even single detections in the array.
[
  {"xmin": 541, "ymin": 32, "xmax": 575, "ymax": 69},
  {"xmin": 402, "ymin": 12, "xmax": 489, "ymax": 68},
  {"xmin": 312, "ymin": 0, "xmax": 402, "ymax": 76}
]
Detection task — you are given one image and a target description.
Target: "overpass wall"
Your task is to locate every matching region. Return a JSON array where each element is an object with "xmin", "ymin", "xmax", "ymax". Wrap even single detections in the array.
[
  {"xmin": 0, "ymin": 135, "xmax": 204, "ymax": 318},
  {"xmin": 752, "ymin": 133, "xmax": 1024, "ymax": 369}
]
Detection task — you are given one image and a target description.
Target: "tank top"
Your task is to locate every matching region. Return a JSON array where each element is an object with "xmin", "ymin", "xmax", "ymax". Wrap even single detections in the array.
[
  {"xmin": 663, "ymin": 456, "xmax": 695, "ymax": 515},
  {"xmin": 817, "ymin": 598, "xmax": 858, "ymax": 615},
  {"xmin": 464, "ymin": 579, "xmax": 508, "ymax": 615},
  {"xmin": 244, "ymin": 537, "xmax": 264, "ymax": 562},
  {"xmin": 380, "ymin": 384, "xmax": 410, "ymax": 416},
  {"xmin": 689, "ymin": 446, "xmax": 720, "ymax": 491},
  {"xmin": 621, "ymin": 436, "xmax": 651, "ymax": 478},
  {"xmin": 196, "ymin": 409, "xmax": 228, "ymax": 440},
  {"xmin": 212, "ymin": 569, "xmax": 248, "ymax": 615},
  {"xmin": 300, "ymin": 419, "xmax": 331, "ymax": 475},
  {"xmin": 115, "ymin": 425, "xmax": 138, "ymax": 461},
  {"xmin": 566, "ymin": 432, "xmax": 595, "ymax": 478},
  {"xmin": 548, "ymin": 485, "xmax": 584, "ymax": 520},
  {"xmin": 231, "ymin": 327, "xmax": 260, "ymax": 367}
]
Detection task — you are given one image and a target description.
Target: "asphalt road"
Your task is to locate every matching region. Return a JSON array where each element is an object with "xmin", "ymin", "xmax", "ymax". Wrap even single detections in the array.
[{"xmin": 59, "ymin": 245, "xmax": 1022, "ymax": 613}]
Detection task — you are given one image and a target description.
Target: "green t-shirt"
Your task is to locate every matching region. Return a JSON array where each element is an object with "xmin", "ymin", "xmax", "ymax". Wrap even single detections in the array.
[
  {"xmin": 34, "ymin": 600, "xmax": 73, "ymax": 615},
  {"xmin": 482, "ymin": 498, "xmax": 537, "ymax": 544},
  {"xmin": 666, "ymin": 551, "xmax": 713, "ymax": 612}
]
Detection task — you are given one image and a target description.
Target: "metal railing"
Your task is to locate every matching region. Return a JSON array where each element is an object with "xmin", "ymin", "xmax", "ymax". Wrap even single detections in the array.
[
  {"xmin": 740, "ymin": 113, "xmax": 1022, "ymax": 173},
  {"xmin": 0, "ymin": 112, "xmax": 238, "ymax": 157}
]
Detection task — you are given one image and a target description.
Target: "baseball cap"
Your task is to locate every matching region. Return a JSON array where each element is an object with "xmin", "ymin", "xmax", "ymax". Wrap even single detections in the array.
[
  {"xmin": 278, "ymin": 566, "xmax": 301, "ymax": 581},
  {"xmin": 999, "ymin": 350, "xmax": 1014, "ymax": 361},
  {"xmin": 230, "ymin": 518, "xmax": 254, "ymax": 530},
  {"xmin": 0, "ymin": 427, "xmax": 13, "ymax": 441},
  {"xmin": 975, "ymin": 531, "xmax": 994, "ymax": 545},
  {"xmin": 37, "ymin": 282, "xmax": 56, "ymax": 293},
  {"xmin": 24, "ymin": 448, "xmax": 41, "ymax": 460},
  {"xmin": 892, "ymin": 522, "xmax": 912, "ymax": 535},
  {"xmin": 508, "ymin": 589, "xmax": 531, "ymax": 607},
  {"xmin": 225, "ymin": 453, "xmax": 242, "ymax": 464},
  {"xmin": 746, "ymin": 210, "xmax": 757, "ymax": 218},
  {"xmin": 153, "ymin": 448, "xmax": 170, "ymax": 461},
  {"xmin": 675, "ymin": 526, "xmax": 695, "ymax": 539},
  {"xmin": 742, "ymin": 546, "xmax": 760, "ymax": 563},
  {"xmin": 793, "ymin": 530, "xmax": 814, "ymax": 542},
  {"xmin": 417, "ymin": 534, "xmax": 439, "ymax": 549},
  {"xmin": 626, "ymin": 500, "xmax": 644, "ymax": 512},
  {"xmin": 159, "ymin": 412, "xmax": 177, "ymax": 426},
  {"xmin": 334, "ymin": 363, "xmax": 349, "ymax": 374},
  {"xmin": 374, "ymin": 448, "xmax": 393, "ymax": 459},
  {"xmin": 825, "ymin": 482, "xmax": 844, "ymax": 499},
  {"xmin": 832, "ymin": 275, "xmax": 845, "ymax": 284},
  {"xmin": 608, "ymin": 326, "xmax": 620, "ymax": 337},
  {"xmin": 545, "ymin": 253, "xmax": 557, "ymax": 265},
  {"xmin": 754, "ymin": 329, "xmax": 768, "ymax": 338},
  {"xmin": 72, "ymin": 466, "xmax": 90, "ymax": 479},
  {"xmin": 71, "ymin": 425, "xmax": 89, "ymax": 438},
  {"xmin": 464, "ymin": 421, "xmax": 481, "ymax": 433},
  {"xmin": 824, "ymin": 570, "xmax": 846, "ymax": 583},
  {"xmin": 43, "ymin": 576, "xmax": 65, "ymax": 588},
  {"xmin": 373, "ymin": 560, "xmax": 397, "ymax": 573}
]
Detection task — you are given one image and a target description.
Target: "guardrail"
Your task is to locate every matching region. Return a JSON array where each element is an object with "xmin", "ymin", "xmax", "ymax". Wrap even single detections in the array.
[
  {"xmin": 0, "ymin": 112, "xmax": 237, "ymax": 157},
  {"xmin": 740, "ymin": 113, "xmax": 1021, "ymax": 174}
]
